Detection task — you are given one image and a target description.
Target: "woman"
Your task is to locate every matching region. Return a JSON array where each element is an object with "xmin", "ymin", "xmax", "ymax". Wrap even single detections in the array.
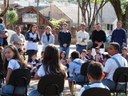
[
  {"xmin": 2, "ymin": 45, "xmax": 26, "ymax": 95},
  {"xmin": 41, "ymin": 26, "xmax": 55, "ymax": 51},
  {"xmin": 25, "ymin": 24, "xmax": 40, "ymax": 61},
  {"xmin": 29, "ymin": 45, "xmax": 65, "ymax": 96}
]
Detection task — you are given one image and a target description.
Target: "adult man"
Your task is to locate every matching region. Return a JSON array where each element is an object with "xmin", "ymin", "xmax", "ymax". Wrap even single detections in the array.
[
  {"xmin": 10, "ymin": 26, "xmax": 25, "ymax": 49},
  {"xmin": 102, "ymin": 42, "xmax": 128, "ymax": 91},
  {"xmin": 91, "ymin": 23, "xmax": 106, "ymax": 48},
  {"xmin": 76, "ymin": 22, "xmax": 89, "ymax": 53},
  {"xmin": 111, "ymin": 21, "xmax": 127, "ymax": 53},
  {"xmin": 58, "ymin": 22, "xmax": 71, "ymax": 58}
]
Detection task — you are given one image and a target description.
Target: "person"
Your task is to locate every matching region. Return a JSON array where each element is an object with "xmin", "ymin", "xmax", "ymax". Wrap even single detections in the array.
[
  {"xmin": 102, "ymin": 42, "xmax": 128, "ymax": 91},
  {"xmin": 29, "ymin": 45, "xmax": 65, "ymax": 96},
  {"xmin": 122, "ymin": 47, "xmax": 128, "ymax": 62},
  {"xmin": 27, "ymin": 53, "xmax": 40, "ymax": 77},
  {"xmin": 86, "ymin": 47, "xmax": 94, "ymax": 62},
  {"xmin": 58, "ymin": 22, "xmax": 71, "ymax": 58},
  {"xmin": 80, "ymin": 49, "xmax": 87, "ymax": 62},
  {"xmin": 2, "ymin": 45, "xmax": 26, "ymax": 95},
  {"xmin": 68, "ymin": 51, "xmax": 85, "ymax": 95},
  {"xmin": 111, "ymin": 21, "xmax": 127, "ymax": 53},
  {"xmin": 91, "ymin": 23, "xmax": 106, "ymax": 48},
  {"xmin": 0, "ymin": 46, "xmax": 4, "ymax": 88},
  {"xmin": 94, "ymin": 47, "xmax": 104, "ymax": 64},
  {"xmin": 10, "ymin": 25, "xmax": 25, "ymax": 50},
  {"xmin": 25, "ymin": 24, "xmax": 40, "ymax": 61},
  {"xmin": 79, "ymin": 62, "xmax": 109, "ymax": 96},
  {"xmin": 0, "ymin": 17, "xmax": 8, "ymax": 46},
  {"xmin": 103, "ymin": 54, "xmax": 111, "ymax": 66},
  {"xmin": 41, "ymin": 26, "xmax": 55, "ymax": 51},
  {"xmin": 60, "ymin": 51, "xmax": 66, "ymax": 62},
  {"xmin": 76, "ymin": 22, "xmax": 89, "ymax": 53}
]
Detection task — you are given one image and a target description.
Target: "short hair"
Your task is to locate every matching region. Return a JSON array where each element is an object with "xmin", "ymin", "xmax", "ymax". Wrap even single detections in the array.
[
  {"xmin": 87, "ymin": 62, "xmax": 103, "ymax": 80},
  {"xmin": 117, "ymin": 20, "xmax": 122, "ymax": 24},
  {"xmin": 70, "ymin": 51, "xmax": 80, "ymax": 60},
  {"xmin": 110, "ymin": 42, "xmax": 120, "ymax": 51},
  {"xmin": 0, "ymin": 18, "xmax": 3, "ymax": 23}
]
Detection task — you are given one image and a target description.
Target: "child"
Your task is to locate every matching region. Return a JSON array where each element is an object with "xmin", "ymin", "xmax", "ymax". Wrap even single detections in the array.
[
  {"xmin": 103, "ymin": 54, "xmax": 111, "ymax": 66},
  {"xmin": 95, "ymin": 47, "xmax": 104, "ymax": 63},
  {"xmin": 2, "ymin": 45, "xmax": 26, "ymax": 95},
  {"xmin": 28, "ymin": 53, "xmax": 39, "ymax": 77},
  {"xmin": 18, "ymin": 48, "xmax": 25, "ymax": 61},
  {"xmin": 38, "ymin": 51, "xmax": 44, "ymax": 65},
  {"xmin": 86, "ymin": 47, "xmax": 94, "ymax": 62},
  {"xmin": 122, "ymin": 47, "xmax": 128, "ymax": 62},
  {"xmin": 80, "ymin": 49, "xmax": 87, "ymax": 62},
  {"xmin": 79, "ymin": 62, "xmax": 109, "ymax": 96}
]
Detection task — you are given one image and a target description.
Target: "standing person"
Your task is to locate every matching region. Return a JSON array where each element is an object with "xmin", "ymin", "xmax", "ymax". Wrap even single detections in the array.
[
  {"xmin": 102, "ymin": 42, "xmax": 128, "ymax": 91},
  {"xmin": 10, "ymin": 25, "xmax": 25, "ymax": 50},
  {"xmin": 29, "ymin": 45, "xmax": 65, "ymax": 96},
  {"xmin": 91, "ymin": 23, "xmax": 106, "ymax": 48},
  {"xmin": 111, "ymin": 21, "xmax": 127, "ymax": 53},
  {"xmin": 58, "ymin": 22, "xmax": 71, "ymax": 58},
  {"xmin": 0, "ymin": 17, "xmax": 8, "ymax": 46},
  {"xmin": 41, "ymin": 26, "xmax": 55, "ymax": 51},
  {"xmin": 25, "ymin": 24, "xmax": 40, "ymax": 61},
  {"xmin": 76, "ymin": 22, "xmax": 89, "ymax": 53},
  {"xmin": 2, "ymin": 45, "xmax": 26, "ymax": 95}
]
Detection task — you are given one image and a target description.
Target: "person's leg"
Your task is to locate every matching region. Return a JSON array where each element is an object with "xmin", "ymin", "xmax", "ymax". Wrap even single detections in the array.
[
  {"xmin": 29, "ymin": 89, "xmax": 42, "ymax": 96},
  {"xmin": 68, "ymin": 79, "xmax": 74, "ymax": 95},
  {"xmin": 60, "ymin": 47, "xmax": 64, "ymax": 53},
  {"xmin": 102, "ymin": 79, "xmax": 116, "ymax": 90},
  {"xmin": 65, "ymin": 47, "xmax": 70, "ymax": 58},
  {"xmin": 2, "ymin": 85, "xmax": 14, "ymax": 95},
  {"xmin": 76, "ymin": 45, "xmax": 82, "ymax": 53}
]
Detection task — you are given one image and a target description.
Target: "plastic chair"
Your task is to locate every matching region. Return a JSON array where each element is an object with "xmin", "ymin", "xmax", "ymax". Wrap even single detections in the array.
[
  {"xmin": 7, "ymin": 69, "xmax": 31, "ymax": 96},
  {"xmin": 37, "ymin": 74, "xmax": 65, "ymax": 96},
  {"xmin": 112, "ymin": 67, "xmax": 128, "ymax": 96},
  {"xmin": 81, "ymin": 87, "xmax": 111, "ymax": 96}
]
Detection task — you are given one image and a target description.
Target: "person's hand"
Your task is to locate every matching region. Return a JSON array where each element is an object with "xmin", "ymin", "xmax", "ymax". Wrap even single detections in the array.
[
  {"xmin": 82, "ymin": 38, "xmax": 86, "ymax": 42},
  {"xmin": 63, "ymin": 43, "xmax": 67, "ymax": 47}
]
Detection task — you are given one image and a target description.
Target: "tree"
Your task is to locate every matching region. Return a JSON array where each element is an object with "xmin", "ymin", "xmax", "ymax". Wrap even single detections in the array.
[
  {"xmin": 0, "ymin": 0, "xmax": 9, "ymax": 17},
  {"xmin": 6, "ymin": 9, "xmax": 18, "ymax": 27},
  {"xmin": 109, "ymin": 0, "xmax": 128, "ymax": 29},
  {"xmin": 77, "ymin": 0, "xmax": 108, "ymax": 32}
]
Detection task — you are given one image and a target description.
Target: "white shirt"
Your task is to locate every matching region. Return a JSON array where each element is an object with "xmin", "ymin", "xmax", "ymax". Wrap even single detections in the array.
[
  {"xmin": 79, "ymin": 82, "xmax": 109, "ymax": 96},
  {"xmin": 37, "ymin": 65, "xmax": 46, "ymax": 77},
  {"xmin": 76, "ymin": 30, "xmax": 89, "ymax": 46},
  {"xmin": 8, "ymin": 59, "xmax": 20, "ymax": 70},
  {"xmin": 104, "ymin": 53, "xmax": 128, "ymax": 81},
  {"xmin": 27, "ymin": 33, "xmax": 38, "ymax": 50}
]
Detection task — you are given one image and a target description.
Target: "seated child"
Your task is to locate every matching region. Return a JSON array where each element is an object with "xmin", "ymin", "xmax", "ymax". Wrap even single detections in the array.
[
  {"xmin": 86, "ymin": 47, "xmax": 94, "ymax": 62},
  {"xmin": 79, "ymin": 62, "xmax": 109, "ymax": 96},
  {"xmin": 28, "ymin": 53, "xmax": 39, "ymax": 76},
  {"xmin": 80, "ymin": 49, "xmax": 87, "ymax": 62}
]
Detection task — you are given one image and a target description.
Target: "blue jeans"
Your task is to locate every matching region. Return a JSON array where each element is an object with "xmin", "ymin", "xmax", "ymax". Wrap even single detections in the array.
[
  {"xmin": 2, "ymin": 84, "xmax": 26, "ymax": 96},
  {"xmin": 102, "ymin": 79, "xmax": 125, "ymax": 91},
  {"xmin": 60, "ymin": 47, "xmax": 69, "ymax": 58},
  {"xmin": 29, "ymin": 89, "xmax": 43, "ymax": 96},
  {"xmin": 76, "ymin": 44, "xmax": 86, "ymax": 54}
]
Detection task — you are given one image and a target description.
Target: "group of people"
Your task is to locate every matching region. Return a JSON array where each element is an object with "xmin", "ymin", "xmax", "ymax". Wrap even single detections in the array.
[{"xmin": 0, "ymin": 15, "xmax": 128, "ymax": 96}]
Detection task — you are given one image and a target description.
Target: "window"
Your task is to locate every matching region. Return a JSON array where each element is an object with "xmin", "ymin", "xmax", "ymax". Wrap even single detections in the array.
[{"xmin": 107, "ymin": 24, "xmax": 113, "ymax": 30}]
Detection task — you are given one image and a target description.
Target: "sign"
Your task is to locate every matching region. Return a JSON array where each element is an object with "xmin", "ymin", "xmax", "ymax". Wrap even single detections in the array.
[{"xmin": 22, "ymin": 13, "xmax": 37, "ymax": 23}]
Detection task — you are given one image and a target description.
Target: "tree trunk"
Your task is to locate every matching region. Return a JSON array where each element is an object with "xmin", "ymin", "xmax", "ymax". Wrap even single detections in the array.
[{"xmin": 109, "ymin": 0, "xmax": 122, "ymax": 20}]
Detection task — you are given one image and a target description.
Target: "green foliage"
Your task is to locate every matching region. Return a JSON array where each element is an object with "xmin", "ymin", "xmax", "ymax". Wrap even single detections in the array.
[
  {"xmin": 50, "ymin": 18, "xmax": 66, "ymax": 29},
  {"xmin": 6, "ymin": 9, "xmax": 18, "ymax": 25}
]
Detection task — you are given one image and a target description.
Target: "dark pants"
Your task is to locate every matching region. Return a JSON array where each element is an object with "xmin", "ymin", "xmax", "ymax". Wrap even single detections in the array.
[
  {"xmin": 76, "ymin": 44, "xmax": 86, "ymax": 54},
  {"xmin": 27, "ymin": 50, "xmax": 38, "ymax": 61}
]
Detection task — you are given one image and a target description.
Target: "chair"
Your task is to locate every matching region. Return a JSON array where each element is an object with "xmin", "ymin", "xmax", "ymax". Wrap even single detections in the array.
[
  {"xmin": 81, "ymin": 87, "xmax": 111, "ymax": 96},
  {"xmin": 7, "ymin": 68, "xmax": 31, "ymax": 96},
  {"xmin": 37, "ymin": 74, "xmax": 65, "ymax": 96},
  {"xmin": 112, "ymin": 67, "xmax": 128, "ymax": 96}
]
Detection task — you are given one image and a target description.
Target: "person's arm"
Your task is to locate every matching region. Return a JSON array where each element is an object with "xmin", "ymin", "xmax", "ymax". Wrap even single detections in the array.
[
  {"xmin": 50, "ymin": 34, "xmax": 55, "ymax": 44},
  {"xmin": 5, "ymin": 68, "xmax": 12, "ymax": 84},
  {"xmin": 66, "ymin": 32, "xmax": 71, "ymax": 47},
  {"xmin": 58, "ymin": 32, "xmax": 63, "ymax": 47}
]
